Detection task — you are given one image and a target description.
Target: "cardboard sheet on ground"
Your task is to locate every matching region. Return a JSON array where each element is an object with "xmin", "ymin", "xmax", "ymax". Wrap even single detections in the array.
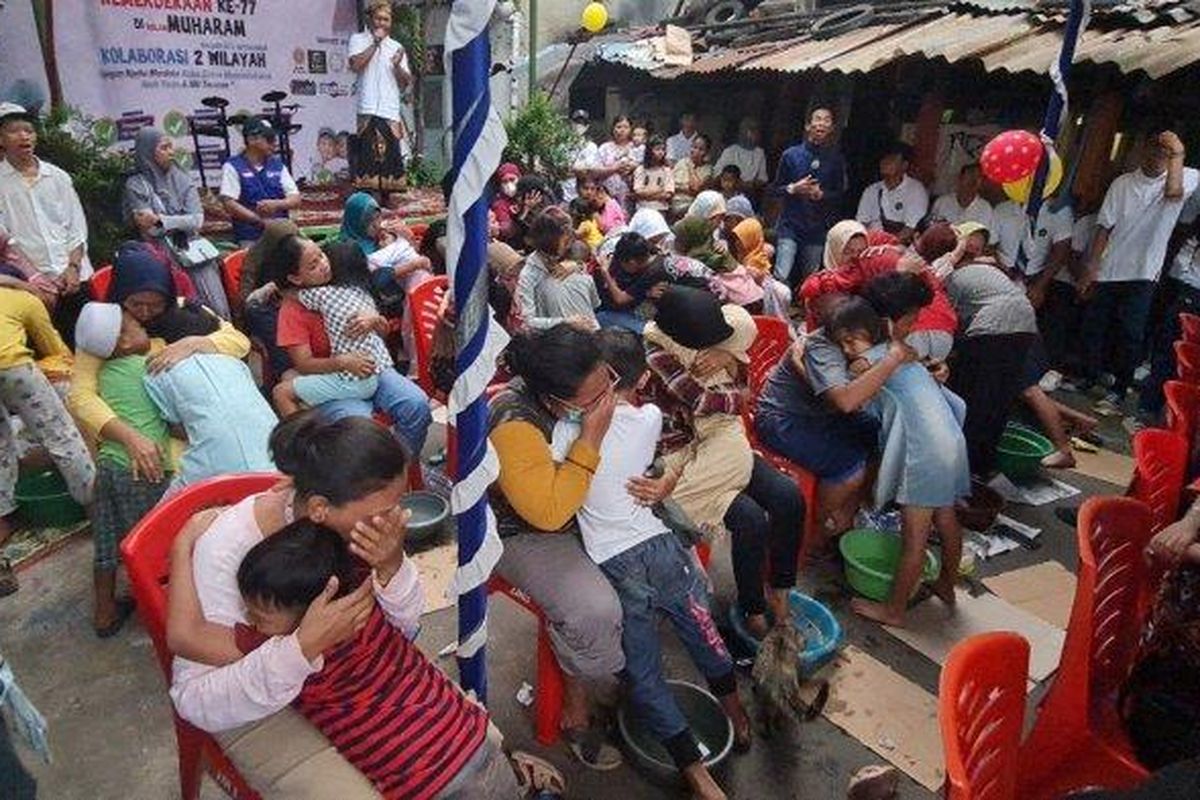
[
  {"xmin": 1069, "ymin": 447, "xmax": 1134, "ymax": 488},
  {"xmin": 884, "ymin": 588, "xmax": 1065, "ymax": 681},
  {"xmin": 800, "ymin": 645, "xmax": 944, "ymax": 791},
  {"xmin": 410, "ymin": 542, "xmax": 458, "ymax": 615},
  {"xmin": 983, "ymin": 562, "xmax": 1077, "ymax": 630},
  {"xmin": 989, "ymin": 473, "xmax": 1080, "ymax": 506}
]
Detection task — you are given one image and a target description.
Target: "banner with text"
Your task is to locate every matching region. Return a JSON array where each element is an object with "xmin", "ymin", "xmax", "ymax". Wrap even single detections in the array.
[{"xmin": 53, "ymin": 0, "xmax": 364, "ymax": 186}]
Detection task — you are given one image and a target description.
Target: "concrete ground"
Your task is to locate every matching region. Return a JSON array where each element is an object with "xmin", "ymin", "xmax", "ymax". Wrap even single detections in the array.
[{"xmin": 2, "ymin": 389, "xmax": 1127, "ymax": 799}]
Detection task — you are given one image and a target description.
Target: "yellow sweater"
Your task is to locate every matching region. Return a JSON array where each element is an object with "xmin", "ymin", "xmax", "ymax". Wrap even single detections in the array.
[
  {"xmin": 68, "ymin": 312, "xmax": 250, "ymax": 439},
  {"xmin": 490, "ymin": 420, "xmax": 599, "ymax": 532},
  {"xmin": 0, "ymin": 288, "xmax": 70, "ymax": 370}
]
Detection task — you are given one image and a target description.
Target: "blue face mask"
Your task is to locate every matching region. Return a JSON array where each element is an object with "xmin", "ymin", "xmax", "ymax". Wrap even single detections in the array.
[{"xmin": 562, "ymin": 407, "xmax": 584, "ymax": 424}]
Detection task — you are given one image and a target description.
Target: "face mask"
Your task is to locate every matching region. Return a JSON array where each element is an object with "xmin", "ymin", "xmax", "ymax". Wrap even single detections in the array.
[
  {"xmin": 500, "ymin": 180, "xmax": 517, "ymax": 197},
  {"xmin": 572, "ymin": 123, "xmax": 588, "ymax": 136},
  {"xmin": 562, "ymin": 407, "xmax": 583, "ymax": 424}
]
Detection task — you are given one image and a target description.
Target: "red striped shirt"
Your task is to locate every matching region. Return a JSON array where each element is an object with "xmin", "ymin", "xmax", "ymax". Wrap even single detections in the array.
[{"xmin": 239, "ymin": 609, "xmax": 488, "ymax": 799}]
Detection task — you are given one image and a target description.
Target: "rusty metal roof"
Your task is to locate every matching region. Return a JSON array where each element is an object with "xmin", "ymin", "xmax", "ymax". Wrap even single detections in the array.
[{"xmin": 598, "ymin": 3, "xmax": 1200, "ymax": 80}]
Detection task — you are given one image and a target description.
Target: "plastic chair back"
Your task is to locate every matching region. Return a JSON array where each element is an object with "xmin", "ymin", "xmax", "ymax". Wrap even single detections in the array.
[
  {"xmin": 1164, "ymin": 380, "xmax": 1200, "ymax": 455},
  {"xmin": 939, "ymin": 632, "xmax": 1030, "ymax": 800},
  {"xmin": 90, "ymin": 265, "xmax": 113, "ymax": 301},
  {"xmin": 221, "ymin": 249, "xmax": 247, "ymax": 315},
  {"xmin": 1181, "ymin": 311, "xmax": 1200, "ymax": 345},
  {"xmin": 1129, "ymin": 429, "xmax": 1187, "ymax": 534},
  {"xmin": 747, "ymin": 316, "xmax": 791, "ymax": 397},
  {"xmin": 408, "ymin": 275, "xmax": 449, "ymax": 397},
  {"xmin": 1175, "ymin": 340, "xmax": 1200, "ymax": 384}
]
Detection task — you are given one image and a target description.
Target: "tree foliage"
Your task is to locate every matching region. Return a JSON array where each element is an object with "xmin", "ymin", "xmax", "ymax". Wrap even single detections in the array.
[{"xmin": 502, "ymin": 93, "xmax": 577, "ymax": 181}]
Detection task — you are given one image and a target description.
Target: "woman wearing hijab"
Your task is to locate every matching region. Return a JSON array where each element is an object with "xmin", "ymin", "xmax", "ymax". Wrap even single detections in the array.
[
  {"xmin": 731, "ymin": 217, "xmax": 792, "ymax": 322},
  {"xmin": 122, "ymin": 128, "xmax": 230, "ymax": 319},
  {"xmin": 823, "ymin": 220, "xmax": 870, "ymax": 272},
  {"xmin": 673, "ymin": 217, "xmax": 763, "ymax": 312},
  {"xmin": 491, "ymin": 162, "xmax": 523, "ymax": 244},
  {"xmin": 685, "ymin": 191, "xmax": 727, "ymax": 227},
  {"xmin": 339, "ymin": 191, "xmax": 385, "ymax": 255}
]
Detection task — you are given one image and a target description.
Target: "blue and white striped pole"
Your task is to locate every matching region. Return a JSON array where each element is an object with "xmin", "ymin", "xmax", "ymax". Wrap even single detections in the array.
[{"xmin": 445, "ymin": 0, "xmax": 509, "ymax": 701}]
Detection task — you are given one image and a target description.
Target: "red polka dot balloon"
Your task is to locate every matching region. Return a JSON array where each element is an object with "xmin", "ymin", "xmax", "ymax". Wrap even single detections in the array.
[{"xmin": 980, "ymin": 130, "xmax": 1044, "ymax": 185}]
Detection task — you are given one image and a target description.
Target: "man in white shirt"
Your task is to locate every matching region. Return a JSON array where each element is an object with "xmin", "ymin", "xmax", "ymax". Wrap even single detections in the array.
[
  {"xmin": 562, "ymin": 109, "xmax": 599, "ymax": 203},
  {"xmin": 856, "ymin": 143, "xmax": 929, "ymax": 245},
  {"xmin": 219, "ymin": 118, "xmax": 302, "ymax": 246},
  {"xmin": 1079, "ymin": 129, "xmax": 1199, "ymax": 414},
  {"xmin": 713, "ymin": 117, "xmax": 769, "ymax": 195},
  {"xmin": 990, "ymin": 197, "xmax": 1073, "ymax": 308},
  {"xmin": 348, "ymin": 0, "xmax": 412, "ymax": 148},
  {"xmin": 930, "ymin": 164, "xmax": 993, "ymax": 230},
  {"xmin": 0, "ymin": 103, "xmax": 91, "ymax": 343},
  {"xmin": 665, "ymin": 112, "xmax": 698, "ymax": 166},
  {"xmin": 1139, "ymin": 190, "xmax": 1200, "ymax": 420}
]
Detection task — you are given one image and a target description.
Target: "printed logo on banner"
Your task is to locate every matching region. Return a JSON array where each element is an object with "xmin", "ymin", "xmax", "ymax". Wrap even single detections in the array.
[
  {"xmin": 162, "ymin": 110, "xmax": 189, "ymax": 139},
  {"xmin": 291, "ymin": 80, "xmax": 317, "ymax": 96},
  {"xmin": 293, "ymin": 48, "xmax": 307, "ymax": 74},
  {"xmin": 308, "ymin": 50, "xmax": 328, "ymax": 74},
  {"xmin": 117, "ymin": 111, "xmax": 155, "ymax": 142}
]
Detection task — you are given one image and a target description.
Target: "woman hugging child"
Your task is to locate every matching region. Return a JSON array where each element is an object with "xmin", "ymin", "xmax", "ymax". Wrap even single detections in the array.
[
  {"xmin": 270, "ymin": 239, "xmax": 395, "ymax": 416},
  {"xmin": 824, "ymin": 275, "xmax": 967, "ymax": 627},
  {"xmin": 514, "ymin": 207, "xmax": 600, "ymax": 331}
]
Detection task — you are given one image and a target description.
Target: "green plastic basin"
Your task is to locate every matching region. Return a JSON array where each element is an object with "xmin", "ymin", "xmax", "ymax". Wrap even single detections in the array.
[
  {"xmin": 838, "ymin": 528, "xmax": 940, "ymax": 603},
  {"xmin": 14, "ymin": 469, "xmax": 87, "ymax": 528},
  {"xmin": 996, "ymin": 423, "xmax": 1055, "ymax": 481}
]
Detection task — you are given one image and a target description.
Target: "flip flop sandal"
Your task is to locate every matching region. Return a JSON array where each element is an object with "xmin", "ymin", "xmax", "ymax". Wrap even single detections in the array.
[
  {"xmin": 95, "ymin": 597, "xmax": 136, "ymax": 639},
  {"xmin": 0, "ymin": 560, "xmax": 17, "ymax": 598},
  {"xmin": 510, "ymin": 751, "xmax": 566, "ymax": 797},
  {"xmin": 562, "ymin": 726, "xmax": 623, "ymax": 771}
]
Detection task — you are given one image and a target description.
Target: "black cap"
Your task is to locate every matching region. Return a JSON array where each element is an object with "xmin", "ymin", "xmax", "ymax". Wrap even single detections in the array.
[
  {"xmin": 654, "ymin": 286, "xmax": 735, "ymax": 351},
  {"xmin": 570, "ymin": 109, "xmax": 590, "ymax": 124},
  {"xmin": 242, "ymin": 116, "xmax": 278, "ymax": 140}
]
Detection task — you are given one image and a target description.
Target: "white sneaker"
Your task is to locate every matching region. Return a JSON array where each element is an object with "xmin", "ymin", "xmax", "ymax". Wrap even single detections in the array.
[
  {"xmin": 1093, "ymin": 391, "xmax": 1123, "ymax": 416},
  {"xmin": 1039, "ymin": 370, "xmax": 1063, "ymax": 392},
  {"xmin": 1134, "ymin": 362, "xmax": 1151, "ymax": 384}
]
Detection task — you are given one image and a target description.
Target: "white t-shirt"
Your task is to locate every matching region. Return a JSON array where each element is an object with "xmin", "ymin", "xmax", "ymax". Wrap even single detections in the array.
[
  {"xmin": 550, "ymin": 403, "xmax": 670, "ymax": 565},
  {"xmin": 1168, "ymin": 191, "xmax": 1200, "ymax": 290},
  {"xmin": 930, "ymin": 193, "xmax": 993, "ymax": 229},
  {"xmin": 666, "ymin": 131, "xmax": 697, "ymax": 164},
  {"xmin": 990, "ymin": 200, "xmax": 1073, "ymax": 277},
  {"xmin": 561, "ymin": 139, "xmax": 599, "ymax": 202},
  {"xmin": 1094, "ymin": 166, "xmax": 1200, "ymax": 283},
  {"xmin": 856, "ymin": 174, "xmax": 929, "ymax": 231},
  {"xmin": 349, "ymin": 32, "xmax": 408, "ymax": 122},
  {"xmin": 218, "ymin": 161, "xmax": 299, "ymax": 201},
  {"xmin": 713, "ymin": 143, "xmax": 768, "ymax": 185}
]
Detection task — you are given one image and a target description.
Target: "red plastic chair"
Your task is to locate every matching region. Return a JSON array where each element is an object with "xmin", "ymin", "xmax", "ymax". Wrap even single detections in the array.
[
  {"xmin": 939, "ymin": 632, "xmax": 1030, "ymax": 800},
  {"xmin": 90, "ymin": 265, "xmax": 113, "ymax": 301},
  {"xmin": 1164, "ymin": 379, "xmax": 1200, "ymax": 453},
  {"xmin": 1180, "ymin": 311, "xmax": 1200, "ymax": 345},
  {"xmin": 121, "ymin": 473, "xmax": 280, "ymax": 800},
  {"xmin": 1175, "ymin": 340, "xmax": 1200, "ymax": 384},
  {"xmin": 220, "ymin": 249, "xmax": 247, "ymax": 317},
  {"xmin": 408, "ymin": 276, "xmax": 449, "ymax": 399},
  {"xmin": 1016, "ymin": 496, "xmax": 1151, "ymax": 798},
  {"xmin": 1128, "ymin": 428, "xmax": 1187, "ymax": 534},
  {"xmin": 743, "ymin": 316, "xmax": 819, "ymax": 565}
]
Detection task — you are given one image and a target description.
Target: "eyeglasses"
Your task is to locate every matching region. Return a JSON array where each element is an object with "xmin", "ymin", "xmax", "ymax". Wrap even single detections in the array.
[{"xmin": 552, "ymin": 364, "xmax": 620, "ymax": 418}]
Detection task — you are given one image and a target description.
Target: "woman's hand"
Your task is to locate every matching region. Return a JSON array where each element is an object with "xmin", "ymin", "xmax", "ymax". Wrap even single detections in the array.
[
  {"xmin": 350, "ymin": 505, "xmax": 411, "ymax": 586},
  {"xmin": 124, "ymin": 430, "xmax": 165, "ymax": 483},
  {"xmin": 1146, "ymin": 517, "xmax": 1198, "ymax": 566},
  {"xmin": 345, "ymin": 312, "xmax": 387, "ymax": 339},
  {"xmin": 578, "ymin": 384, "xmax": 616, "ymax": 448},
  {"xmin": 295, "ymin": 577, "xmax": 375, "ymax": 662},
  {"xmin": 627, "ymin": 470, "xmax": 678, "ymax": 506},
  {"xmin": 147, "ymin": 336, "xmax": 207, "ymax": 374},
  {"xmin": 691, "ymin": 349, "xmax": 738, "ymax": 381},
  {"xmin": 336, "ymin": 351, "xmax": 377, "ymax": 378},
  {"xmin": 246, "ymin": 282, "xmax": 279, "ymax": 307}
]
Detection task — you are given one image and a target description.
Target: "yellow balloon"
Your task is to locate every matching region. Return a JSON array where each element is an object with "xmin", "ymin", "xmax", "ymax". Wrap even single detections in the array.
[
  {"xmin": 581, "ymin": 2, "xmax": 608, "ymax": 33},
  {"xmin": 1002, "ymin": 148, "xmax": 1064, "ymax": 204}
]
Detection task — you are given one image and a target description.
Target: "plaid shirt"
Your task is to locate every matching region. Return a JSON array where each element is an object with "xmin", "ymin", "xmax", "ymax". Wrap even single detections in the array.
[
  {"xmin": 643, "ymin": 342, "xmax": 745, "ymax": 456},
  {"xmin": 298, "ymin": 285, "xmax": 393, "ymax": 378}
]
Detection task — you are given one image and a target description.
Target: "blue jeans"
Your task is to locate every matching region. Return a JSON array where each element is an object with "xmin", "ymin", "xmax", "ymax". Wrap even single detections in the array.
[
  {"xmin": 600, "ymin": 534, "xmax": 735, "ymax": 769},
  {"xmin": 774, "ymin": 237, "xmax": 824, "ymax": 288},
  {"xmin": 320, "ymin": 366, "xmax": 432, "ymax": 456},
  {"xmin": 1140, "ymin": 278, "xmax": 1200, "ymax": 417},
  {"xmin": 1081, "ymin": 280, "xmax": 1156, "ymax": 396},
  {"xmin": 595, "ymin": 308, "xmax": 646, "ymax": 333}
]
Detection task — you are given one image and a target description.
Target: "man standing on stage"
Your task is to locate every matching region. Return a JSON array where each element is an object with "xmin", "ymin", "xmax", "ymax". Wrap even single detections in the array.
[{"xmin": 348, "ymin": 0, "xmax": 413, "ymax": 191}]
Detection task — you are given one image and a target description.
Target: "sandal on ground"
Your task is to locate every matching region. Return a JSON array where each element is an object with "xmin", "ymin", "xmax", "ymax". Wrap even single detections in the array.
[
  {"xmin": 510, "ymin": 751, "xmax": 566, "ymax": 797},
  {"xmin": 0, "ymin": 560, "xmax": 17, "ymax": 598},
  {"xmin": 562, "ymin": 726, "xmax": 623, "ymax": 771},
  {"xmin": 95, "ymin": 597, "xmax": 136, "ymax": 639}
]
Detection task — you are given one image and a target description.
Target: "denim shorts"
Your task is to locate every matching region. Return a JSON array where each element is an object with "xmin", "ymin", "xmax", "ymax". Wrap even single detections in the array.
[{"xmin": 755, "ymin": 407, "xmax": 878, "ymax": 483}]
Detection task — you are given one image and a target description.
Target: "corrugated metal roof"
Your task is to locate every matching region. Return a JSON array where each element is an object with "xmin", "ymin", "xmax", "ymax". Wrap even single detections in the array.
[{"xmin": 739, "ymin": 21, "xmax": 911, "ymax": 72}]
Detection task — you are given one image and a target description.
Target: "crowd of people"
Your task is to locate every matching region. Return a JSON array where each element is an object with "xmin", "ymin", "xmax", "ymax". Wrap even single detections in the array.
[{"xmin": 3, "ymin": 77, "xmax": 1200, "ymax": 797}]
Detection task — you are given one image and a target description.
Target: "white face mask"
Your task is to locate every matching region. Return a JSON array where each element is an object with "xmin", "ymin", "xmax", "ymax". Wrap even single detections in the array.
[
  {"xmin": 500, "ymin": 180, "xmax": 518, "ymax": 198},
  {"xmin": 572, "ymin": 123, "xmax": 589, "ymax": 137}
]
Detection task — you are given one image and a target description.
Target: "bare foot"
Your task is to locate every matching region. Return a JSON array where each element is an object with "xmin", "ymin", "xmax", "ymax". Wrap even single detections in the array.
[
  {"xmin": 1040, "ymin": 449, "xmax": 1076, "ymax": 469},
  {"xmin": 682, "ymin": 763, "xmax": 727, "ymax": 800},
  {"xmin": 851, "ymin": 598, "xmax": 906, "ymax": 627},
  {"xmin": 931, "ymin": 576, "xmax": 958, "ymax": 608}
]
